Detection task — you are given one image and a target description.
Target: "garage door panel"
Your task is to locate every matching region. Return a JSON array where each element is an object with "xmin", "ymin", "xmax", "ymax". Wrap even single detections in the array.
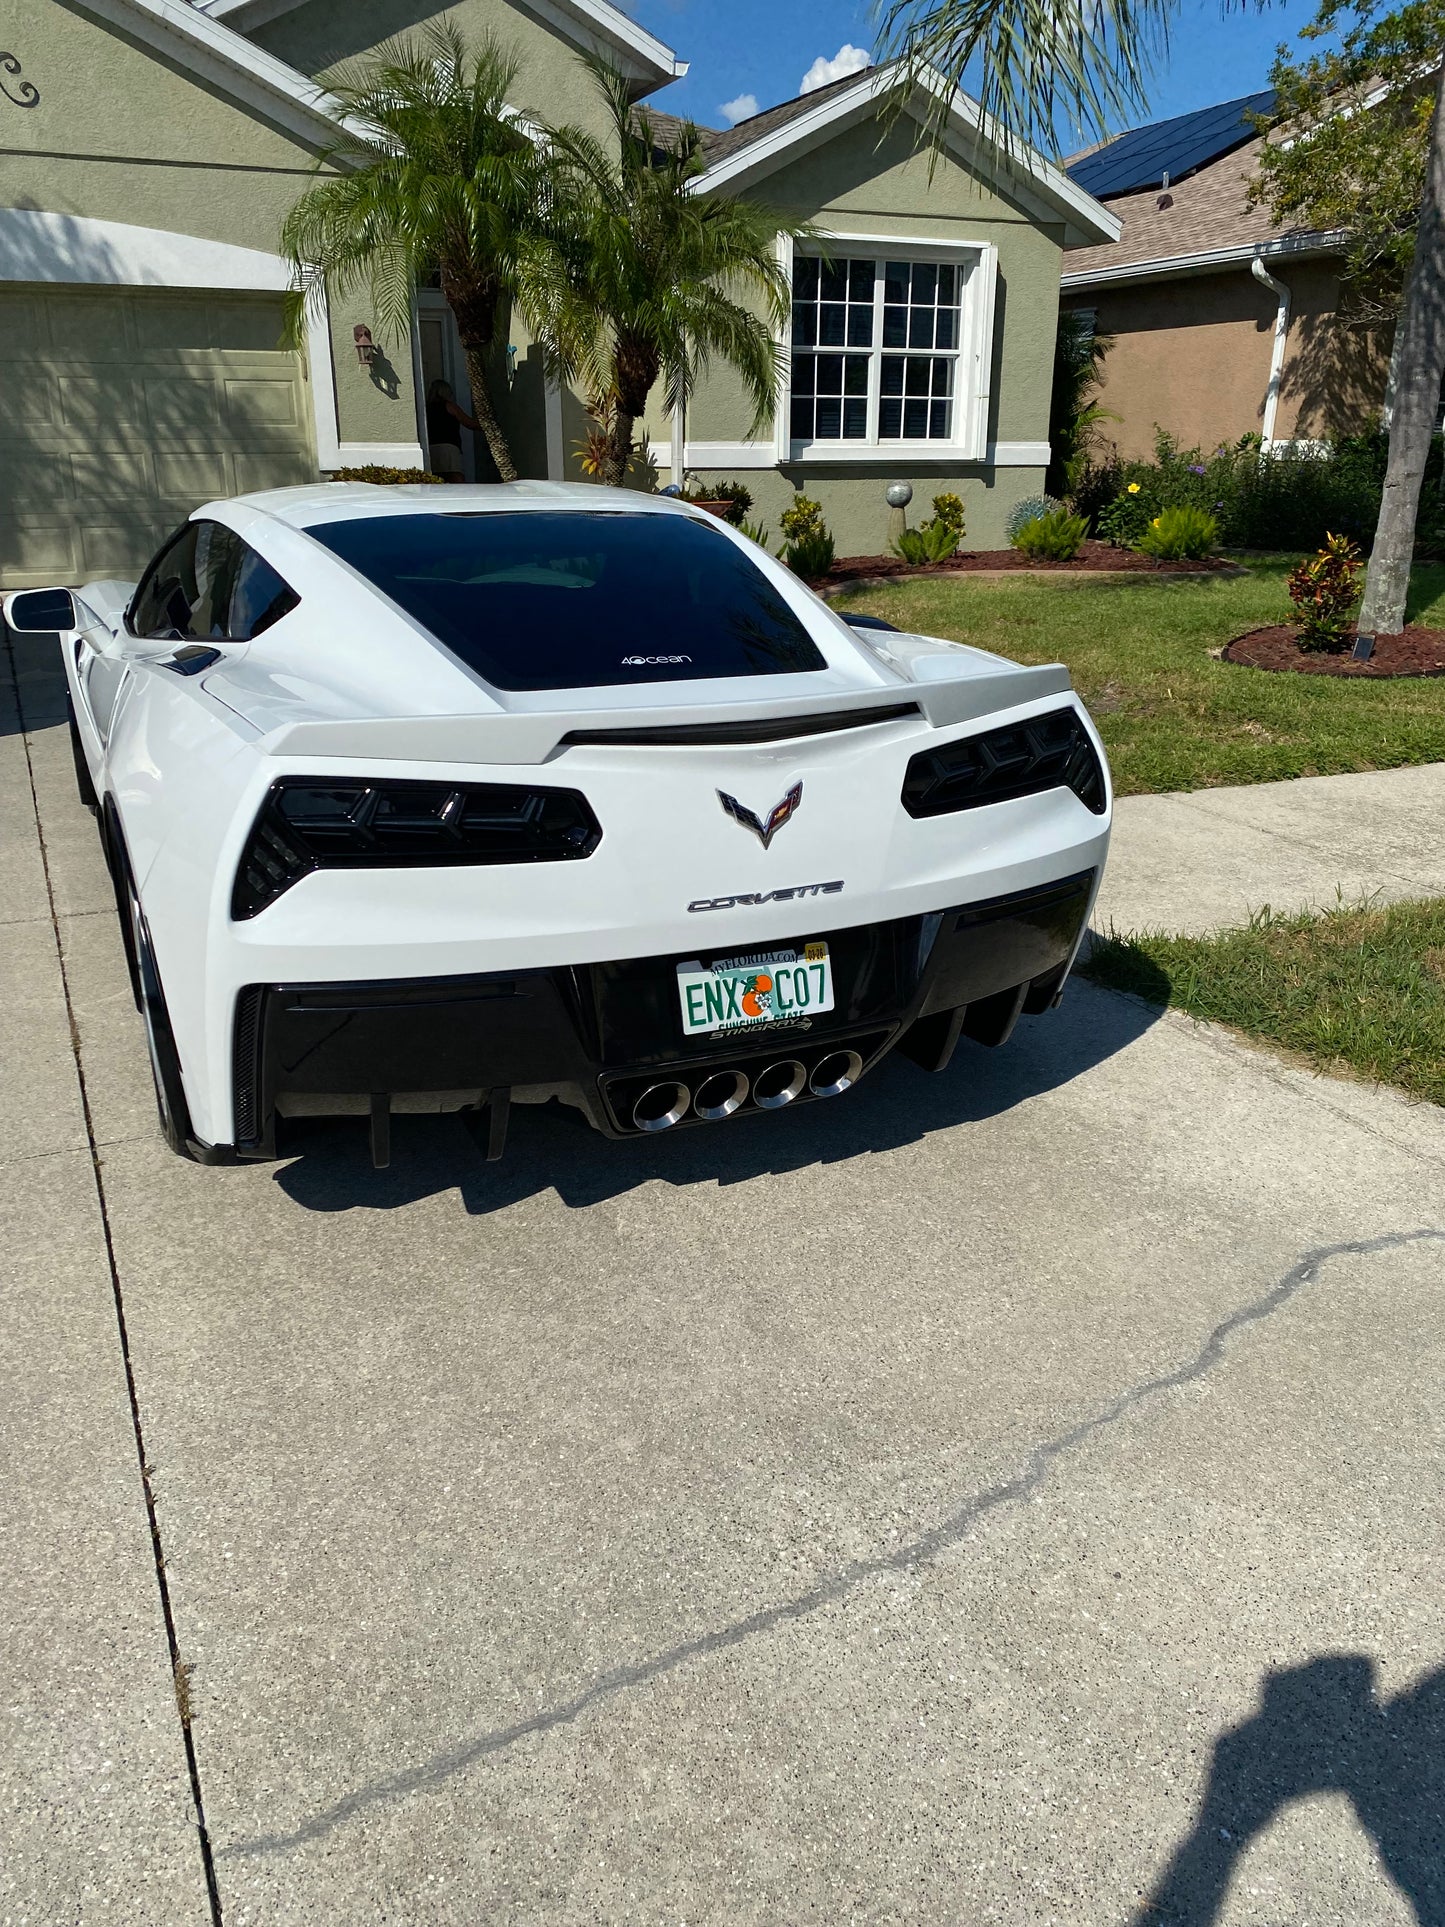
[
  {"xmin": 0, "ymin": 286, "xmax": 317, "ymax": 588},
  {"xmin": 59, "ymin": 374, "xmax": 142, "ymax": 430}
]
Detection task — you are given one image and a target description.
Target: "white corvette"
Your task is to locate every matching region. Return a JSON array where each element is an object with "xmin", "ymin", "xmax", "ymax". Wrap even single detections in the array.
[{"xmin": 5, "ymin": 483, "xmax": 1111, "ymax": 1166}]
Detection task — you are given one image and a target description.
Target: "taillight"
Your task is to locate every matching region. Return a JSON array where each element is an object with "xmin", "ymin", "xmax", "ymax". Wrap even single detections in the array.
[
  {"xmin": 231, "ymin": 777, "xmax": 602, "ymax": 919},
  {"xmin": 901, "ymin": 708, "xmax": 1107, "ymax": 820}
]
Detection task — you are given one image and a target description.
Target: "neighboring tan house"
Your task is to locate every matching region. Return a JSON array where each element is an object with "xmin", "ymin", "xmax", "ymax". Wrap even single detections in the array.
[
  {"xmin": 0, "ymin": 0, "xmax": 1117, "ymax": 588},
  {"xmin": 1059, "ymin": 90, "xmax": 1390, "ymax": 459}
]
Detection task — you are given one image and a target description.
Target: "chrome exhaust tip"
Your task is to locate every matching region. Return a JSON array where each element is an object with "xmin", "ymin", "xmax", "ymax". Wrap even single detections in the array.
[
  {"xmin": 752, "ymin": 1059, "xmax": 806, "ymax": 1109},
  {"xmin": 693, "ymin": 1069, "xmax": 749, "ymax": 1122},
  {"xmin": 632, "ymin": 1081, "xmax": 691, "ymax": 1133},
  {"xmin": 809, "ymin": 1049, "xmax": 863, "ymax": 1098}
]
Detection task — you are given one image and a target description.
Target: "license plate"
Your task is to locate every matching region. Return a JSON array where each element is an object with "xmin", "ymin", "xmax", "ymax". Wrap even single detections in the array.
[{"xmin": 676, "ymin": 942, "xmax": 834, "ymax": 1037}]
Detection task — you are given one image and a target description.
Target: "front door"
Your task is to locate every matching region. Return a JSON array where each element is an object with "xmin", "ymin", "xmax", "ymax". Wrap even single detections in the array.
[{"xmin": 417, "ymin": 295, "xmax": 480, "ymax": 481}]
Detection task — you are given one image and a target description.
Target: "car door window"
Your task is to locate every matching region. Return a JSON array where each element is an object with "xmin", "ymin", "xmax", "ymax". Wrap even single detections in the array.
[
  {"xmin": 128, "ymin": 521, "xmax": 243, "ymax": 639},
  {"xmin": 227, "ymin": 545, "xmax": 298, "ymax": 640}
]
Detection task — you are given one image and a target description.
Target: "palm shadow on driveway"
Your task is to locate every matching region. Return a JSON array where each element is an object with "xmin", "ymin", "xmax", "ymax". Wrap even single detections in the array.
[
  {"xmin": 1135, "ymin": 1655, "xmax": 1445, "ymax": 1926},
  {"xmin": 271, "ymin": 976, "xmax": 1163, "ymax": 1217}
]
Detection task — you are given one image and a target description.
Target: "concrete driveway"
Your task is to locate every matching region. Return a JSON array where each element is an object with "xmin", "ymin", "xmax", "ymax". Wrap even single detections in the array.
[{"xmin": 4, "ymin": 631, "xmax": 1443, "ymax": 1926}]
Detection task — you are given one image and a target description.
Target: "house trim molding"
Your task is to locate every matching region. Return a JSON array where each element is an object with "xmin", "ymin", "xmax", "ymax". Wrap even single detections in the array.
[
  {"xmin": 692, "ymin": 63, "xmax": 1119, "ymax": 250},
  {"xmin": 681, "ymin": 439, "xmax": 1049, "ymax": 470},
  {"xmin": 1061, "ymin": 230, "xmax": 1347, "ymax": 291}
]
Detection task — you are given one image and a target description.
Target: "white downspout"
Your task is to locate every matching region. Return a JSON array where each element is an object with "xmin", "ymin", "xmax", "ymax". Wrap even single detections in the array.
[{"xmin": 1251, "ymin": 255, "xmax": 1291, "ymax": 449}]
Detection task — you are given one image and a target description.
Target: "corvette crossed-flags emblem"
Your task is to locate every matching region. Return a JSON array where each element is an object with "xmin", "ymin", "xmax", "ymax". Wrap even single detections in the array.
[{"xmin": 716, "ymin": 781, "xmax": 803, "ymax": 851}]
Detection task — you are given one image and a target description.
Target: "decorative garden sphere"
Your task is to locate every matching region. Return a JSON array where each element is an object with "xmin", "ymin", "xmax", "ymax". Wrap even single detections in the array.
[{"xmin": 885, "ymin": 481, "xmax": 913, "ymax": 509}]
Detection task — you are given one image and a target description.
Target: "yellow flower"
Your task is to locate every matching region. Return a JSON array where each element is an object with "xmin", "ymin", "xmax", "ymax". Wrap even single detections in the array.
[
  {"xmin": 1152, "ymin": 516, "xmax": 1161, "ymax": 526},
  {"xmin": 1127, "ymin": 482, "xmax": 1141, "ymax": 494}
]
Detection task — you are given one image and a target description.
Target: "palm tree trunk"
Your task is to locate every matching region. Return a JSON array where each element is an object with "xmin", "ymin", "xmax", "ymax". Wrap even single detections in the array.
[
  {"xmin": 599, "ymin": 410, "xmax": 635, "ymax": 489},
  {"xmin": 460, "ymin": 343, "xmax": 519, "ymax": 484},
  {"xmin": 1357, "ymin": 61, "xmax": 1445, "ymax": 636}
]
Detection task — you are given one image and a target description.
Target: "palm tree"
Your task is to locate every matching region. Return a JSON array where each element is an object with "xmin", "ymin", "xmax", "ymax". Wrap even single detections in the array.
[
  {"xmin": 1048, "ymin": 312, "xmax": 1116, "ymax": 498},
  {"xmin": 531, "ymin": 61, "xmax": 812, "ymax": 489},
  {"xmin": 281, "ymin": 23, "xmax": 548, "ymax": 483},
  {"xmin": 881, "ymin": 0, "xmax": 1445, "ymax": 636}
]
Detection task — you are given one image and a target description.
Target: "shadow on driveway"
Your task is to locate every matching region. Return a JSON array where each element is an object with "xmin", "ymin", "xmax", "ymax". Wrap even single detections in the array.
[
  {"xmin": 272, "ymin": 981, "xmax": 1161, "ymax": 1216},
  {"xmin": 1135, "ymin": 1655, "xmax": 1445, "ymax": 1926}
]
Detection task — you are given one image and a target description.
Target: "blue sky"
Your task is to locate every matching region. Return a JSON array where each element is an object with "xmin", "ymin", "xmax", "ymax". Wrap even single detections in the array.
[{"xmin": 623, "ymin": 0, "xmax": 1318, "ymax": 150}]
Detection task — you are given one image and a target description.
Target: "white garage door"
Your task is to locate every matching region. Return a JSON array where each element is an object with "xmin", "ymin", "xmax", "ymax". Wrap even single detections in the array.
[{"xmin": 0, "ymin": 283, "xmax": 317, "ymax": 589}]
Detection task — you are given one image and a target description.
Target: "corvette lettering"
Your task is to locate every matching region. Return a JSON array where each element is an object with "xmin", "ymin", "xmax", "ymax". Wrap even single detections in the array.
[{"xmin": 687, "ymin": 880, "xmax": 844, "ymax": 913}]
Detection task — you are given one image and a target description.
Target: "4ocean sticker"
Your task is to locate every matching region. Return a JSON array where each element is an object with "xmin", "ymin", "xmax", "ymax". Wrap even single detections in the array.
[{"xmin": 676, "ymin": 941, "xmax": 835, "ymax": 1038}]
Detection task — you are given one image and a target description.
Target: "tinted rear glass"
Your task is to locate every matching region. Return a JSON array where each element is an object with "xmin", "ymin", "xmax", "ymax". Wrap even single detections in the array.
[{"xmin": 306, "ymin": 510, "xmax": 828, "ymax": 691}]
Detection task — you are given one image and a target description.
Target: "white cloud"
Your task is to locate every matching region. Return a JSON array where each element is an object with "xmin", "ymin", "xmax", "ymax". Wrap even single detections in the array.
[
  {"xmin": 719, "ymin": 92, "xmax": 759, "ymax": 126},
  {"xmin": 798, "ymin": 43, "xmax": 870, "ymax": 96}
]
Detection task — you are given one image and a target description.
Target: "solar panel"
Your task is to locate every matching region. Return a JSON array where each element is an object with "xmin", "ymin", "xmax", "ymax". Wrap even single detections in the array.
[{"xmin": 1068, "ymin": 88, "xmax": 1275, "ymax": 199}]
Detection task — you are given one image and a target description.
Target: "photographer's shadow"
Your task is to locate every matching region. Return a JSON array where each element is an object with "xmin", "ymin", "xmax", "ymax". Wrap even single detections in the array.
[
  {"xmin": 272, "ymin": 976, "xmax": 1163, "ymax": 1216},
  {"xmin": 1136, "ymin": 1655, "xmax": 1445, "ymax": 1925}
]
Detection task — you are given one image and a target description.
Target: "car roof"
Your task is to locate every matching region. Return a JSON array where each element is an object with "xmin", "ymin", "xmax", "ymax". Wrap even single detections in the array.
[{"xmin": 230, "ymin": 480, "xmax": 693, "ymax": 530}]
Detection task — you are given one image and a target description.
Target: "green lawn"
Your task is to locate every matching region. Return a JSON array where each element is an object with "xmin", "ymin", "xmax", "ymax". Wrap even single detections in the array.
[
  {"xmin": 833, "ymin": 557, "xmax": 1445, "ymax": 795},
  {"xmin": 1083, "ymin": 898, "xmax": 1445, "ymax": 1107}
]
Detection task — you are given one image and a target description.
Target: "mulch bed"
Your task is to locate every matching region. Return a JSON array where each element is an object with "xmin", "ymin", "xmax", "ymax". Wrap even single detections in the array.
[
  {"xmin": 1225, "ymin": 624, "xmax": 1445, "ymax": 679},
  {"xmin": 826, "ymin": 541, "xmax": 1236, "ymax": 584}
]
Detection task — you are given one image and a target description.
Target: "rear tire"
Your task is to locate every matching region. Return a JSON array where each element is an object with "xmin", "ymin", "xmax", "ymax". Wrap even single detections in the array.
[{"xmin": 67, "ymin": 696, "xmax": 99, "ymax": 814}]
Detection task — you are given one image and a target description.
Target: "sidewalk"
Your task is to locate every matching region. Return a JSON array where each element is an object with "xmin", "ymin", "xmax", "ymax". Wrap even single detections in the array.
[{"xmin": 1092, "ymin": 761, "xmax": 1445, "ymax": 936}]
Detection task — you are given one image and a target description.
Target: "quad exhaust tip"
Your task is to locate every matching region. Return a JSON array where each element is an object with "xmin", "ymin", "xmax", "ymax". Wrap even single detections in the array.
[
  {"xmin": 693, "ymin": 1069, "xmax": 749, "ymax": 1121},
  {"xmin": 632, "ymin": 1081, "xmax": 691, "ymax": 1133},
  {"xmin": 809, "ymin": 1049, "xmax": 863, "ymax": 1098},
  {"xmin": 752, "ymin": 1059, "xmax": 806, "ymax": 1109}
]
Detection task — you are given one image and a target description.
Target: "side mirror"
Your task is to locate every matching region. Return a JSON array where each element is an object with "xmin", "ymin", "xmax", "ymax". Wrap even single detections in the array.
[{"xmin": 4, "ymin": 587, "xmax": 79, "ymax": 633}]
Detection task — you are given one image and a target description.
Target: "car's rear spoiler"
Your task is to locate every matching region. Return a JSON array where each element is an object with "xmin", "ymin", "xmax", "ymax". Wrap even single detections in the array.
[{"xmin": 257, "ymin": 662, "xmax": 1074, "ymax": 766}]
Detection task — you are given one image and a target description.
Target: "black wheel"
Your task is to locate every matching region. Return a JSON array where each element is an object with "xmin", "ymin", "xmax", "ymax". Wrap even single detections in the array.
[
  {"xmin": 118, "ymin": 850, "xmax": 199, "ymax": 1161},
  {"xmin": 66, "ymin": 695, "xmax": 99, "ymax": 814}
]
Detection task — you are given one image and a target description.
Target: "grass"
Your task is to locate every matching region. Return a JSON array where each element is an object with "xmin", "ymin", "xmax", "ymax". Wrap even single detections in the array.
[
  {"xmin": 1083, "ymin": 897, "xmax": 1445, "ymax": 1107},
  {"xmin": 834, "ymin": 556, "xmax": 1445, "ymax": 795}
]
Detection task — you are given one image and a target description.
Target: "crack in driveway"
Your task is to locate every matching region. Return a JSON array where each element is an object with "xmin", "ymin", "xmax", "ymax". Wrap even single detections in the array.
[{"xmin": 227, "ymin": 1228, "xmax": 1445, "ymax": 1862}]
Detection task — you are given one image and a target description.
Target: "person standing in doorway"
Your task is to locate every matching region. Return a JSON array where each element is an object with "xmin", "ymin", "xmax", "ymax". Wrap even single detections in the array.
[{"xmin": 426, "ymin": 379, "xmax": 480, "ymax": 483}]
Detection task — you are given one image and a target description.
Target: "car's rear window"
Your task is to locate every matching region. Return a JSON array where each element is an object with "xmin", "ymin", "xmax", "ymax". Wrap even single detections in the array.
[{"xmin": 306, "ymin": 510, "xmax": 829, "ymax": 691}]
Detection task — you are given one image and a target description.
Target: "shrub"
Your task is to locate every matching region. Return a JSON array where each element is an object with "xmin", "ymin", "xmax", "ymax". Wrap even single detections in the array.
[
  {"xmin": 737, "ymin": 518, "xmax": 773, "ymax": 550},
  {"xmin": 330, "ymin": 464, "xmax": 447, "ymax": 484},
  {"xmin": 780, "ymin": 495, "xmax": 835, "ymax": 578},
  {"xmin": 1287, "ymin": 533, "xmax": 1364, "ymax": 650},
  {"xmin": 701, "ymin": 479, "xmax": 754, "ymax": 524},
  {"xmin": 1097, "ymin": 485, "xmax": 1152, "ymax": 548},
  {"xmin": 1136, "ymin": 504, "xmax": 1220, "ymax": 561},
  {"xmin": 1012, "ymin": 508, "xmax": 1088, "ymax": 561},
  {"xmin": 1005, "ymin": 493, "xmax": 1063, "ymax": 542},
  {"xmin": 930, "ymin": 491, "xmax": 967, "ymax": 543},
  {"xmin": 892, "ymin": 518, "xmax": 961, "ymax": 565}
]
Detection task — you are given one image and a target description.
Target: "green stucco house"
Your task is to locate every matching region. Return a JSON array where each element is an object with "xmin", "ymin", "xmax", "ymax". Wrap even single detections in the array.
[{"xmin": 0, "ymin": 0, "xmax": 1117, "ymax": 586}]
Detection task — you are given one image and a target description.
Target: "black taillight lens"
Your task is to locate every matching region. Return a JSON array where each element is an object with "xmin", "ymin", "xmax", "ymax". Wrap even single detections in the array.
[
  {"xmin": 901, "ymin": 708, "xmax": 1107, "ymax": 820},
  {"xmin": 232, "ymin": 777, "xmax": 602, "ymax": 919}
]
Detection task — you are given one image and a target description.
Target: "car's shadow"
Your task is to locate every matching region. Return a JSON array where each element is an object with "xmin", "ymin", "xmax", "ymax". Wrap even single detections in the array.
[{"xmin": 272, "ymin": 978, "xmax": 1161, "ymax": 1216}]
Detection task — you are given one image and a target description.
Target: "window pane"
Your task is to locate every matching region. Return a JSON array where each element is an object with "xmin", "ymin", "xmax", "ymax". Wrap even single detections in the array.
[
  {"xmin": 791, "ymin": 397, "xmax": 814, "ymax": 438},
  {"xmin": 935, "ymin": 308, "xmax": 957, "ymax": 350},
  {"xmin": 792, "ymin": 353, "xmax": 816, "ymax": 396},
  {"xmin": 843, "ymin": 398, "xmax": 868, "ymax": 438},
  {"xmin": 821, "ymin": 261, "xmax": 848, "ymax": 301},
  {"xmin": 903, "ymin": 398, "xmax": 928, "ymax": 436},
  {"xmin": 911, "ymin": 262, "xmax": 937, "ymax": 303},
  {"xmin": 882, "ymin": 305, "xmax": 907, "ymax": 348},
  {"xmin": 307, "ymin": 511, "xmax": 828, "ymax": 691},
  {"xmin": 130, "ymin": 524, "xmax": 201, "ymax": 638},
  {"xmin": 816, "ymin": 398, "xmax": 842, "ymax": 439},
  {"xmin": 229, "ymin": 547, "xmax": 298, "ymax": 640},
  {"xmin": 820, "ymin": 303, "xmax": 846, "ymax": 345},
  {"xmin": 793, "ymin": 306, "xmax": 817, "ymax": 347},
  {"xmin": 879, "ymin": 398, "xmax": 901, "ymax": 437},
  {"xmin": 937, "ymin": 263, "xmax": 957, "ymax": 303},
  {"xmin": 795, "ymin": 256, "xmax": 820, "ymax": 298},
  {"xmin": 929, "ymin": 399, "xmax": 950, "ymax": 437},
  {"xmin": 846, "ymin": 306, "xmax": 873, "ymax": 347},
  {"xmin": 816, "ymin": 354, "xmax": 843, "ymax": 393},
  {"xmin": 932, "ymin": 360, "xmax": 954, "ymax": 398},
  {"xmin": 908, "ymin": 308, "xmax": 934, "ymax": 349},
  {"xmin": 904, "ymin": 357, "xmax": 930, "ymax": 395},
  {"xmin": 880, "ymin": 358, "xmax": 904, "ymax": 397},
  {"xmin": 848, "ymin": 258, "xmax": 875, "ymax": 300},
  {"xmin": 843, "ymin": 356, "xmax": 869, "ymax": 395},
  {"xmin": 884, "ymin": 262, "xmax": 908, "ymax": 303}
]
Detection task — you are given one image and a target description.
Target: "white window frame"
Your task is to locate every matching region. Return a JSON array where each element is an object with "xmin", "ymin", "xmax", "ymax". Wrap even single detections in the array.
[{"xmin": 776, "ymin": 230, "xmax": 998, "ymax": 466}]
